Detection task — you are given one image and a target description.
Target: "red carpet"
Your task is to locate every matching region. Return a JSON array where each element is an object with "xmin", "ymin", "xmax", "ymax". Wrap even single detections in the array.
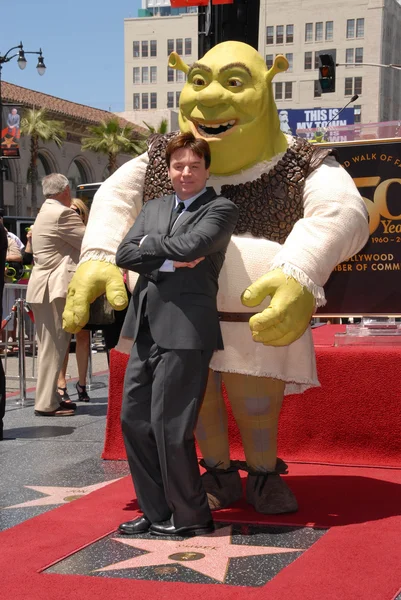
[
  {"xmin": 1, "ymin": 463, "xmax": 401, "ymax": 599},
  {"xmin": 103, "ymin": 325, "xmax": 401, "ymax": 467}
]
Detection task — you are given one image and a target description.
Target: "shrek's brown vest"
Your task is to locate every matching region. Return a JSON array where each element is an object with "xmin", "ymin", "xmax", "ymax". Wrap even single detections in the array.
[{"xmin": 143, "ymin": 133, "xmax": 333, "ymax": 244}]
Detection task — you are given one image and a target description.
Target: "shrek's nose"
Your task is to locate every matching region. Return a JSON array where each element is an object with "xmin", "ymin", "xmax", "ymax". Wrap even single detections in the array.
[{"xmin": 197, "ymin": 81, "xmax": 230, "ymax": 107}]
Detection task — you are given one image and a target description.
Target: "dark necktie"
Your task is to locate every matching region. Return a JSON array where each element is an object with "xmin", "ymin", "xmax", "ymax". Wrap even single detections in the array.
[{"xmin": 170, "ymin": 201, "xmax": 185, "ymax": 228}]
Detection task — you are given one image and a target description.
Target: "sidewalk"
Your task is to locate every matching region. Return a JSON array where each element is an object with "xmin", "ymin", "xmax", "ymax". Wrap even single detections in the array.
[{"xmin": 0, "ymin": 351, "xmax": 129, "ymax": 533}]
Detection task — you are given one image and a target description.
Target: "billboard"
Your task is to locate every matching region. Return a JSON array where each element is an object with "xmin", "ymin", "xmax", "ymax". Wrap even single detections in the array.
[
  {"xmin": 318, "ymin": 141, "xmax": 401, "ymax": 316},
  {"xmin": 1, "ymin": 105, "xmax": 21, "ymax": 159},
  {"xmin": 278, "ymin": 107, "xmax": 355, "ymax": 140}
]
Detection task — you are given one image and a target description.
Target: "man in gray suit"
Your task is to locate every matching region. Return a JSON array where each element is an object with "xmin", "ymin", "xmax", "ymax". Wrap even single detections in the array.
[
  {"xmin": 27, "ymin": 174, "xmax": 85, "ymax": 416},
  {"xmin": 116, "ymin": 132, "xmax": 238, "ymax": 538}
]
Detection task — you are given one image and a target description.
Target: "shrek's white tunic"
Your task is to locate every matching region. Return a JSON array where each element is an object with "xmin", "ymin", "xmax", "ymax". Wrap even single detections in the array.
[{"xmin": 80, "ymin": 140, "xmax": 369, "ymax": 395}]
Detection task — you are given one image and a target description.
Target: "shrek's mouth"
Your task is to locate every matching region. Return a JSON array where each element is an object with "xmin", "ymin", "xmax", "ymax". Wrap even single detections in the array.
[{"xmin": 192, "ymin": 119, "xmax": 237, "ymax": 137}]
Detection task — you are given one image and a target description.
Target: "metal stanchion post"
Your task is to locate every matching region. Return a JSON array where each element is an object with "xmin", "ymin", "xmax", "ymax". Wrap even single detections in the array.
[
  {"xmin": 87, "ymin": 331, "xmax": 93, "ymax": 391},
  {"xmin": 16, "ymin": 298, "xmax": 26, "ymax": 405}
]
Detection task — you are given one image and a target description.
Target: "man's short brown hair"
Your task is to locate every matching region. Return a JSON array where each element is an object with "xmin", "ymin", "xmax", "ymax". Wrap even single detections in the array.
[{"xmin": 165, "ymin": 132, "xmax": 211, "ymax": 170}]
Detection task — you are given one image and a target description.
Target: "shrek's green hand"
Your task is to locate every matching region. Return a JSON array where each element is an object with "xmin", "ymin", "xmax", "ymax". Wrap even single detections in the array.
[
  {"xmin": 241, "ymin": 268, "xmax": 315, "ymax": 347},
  {"xmin": 62, "ymin": 261, "xmax": 128, "ymax": 334}
]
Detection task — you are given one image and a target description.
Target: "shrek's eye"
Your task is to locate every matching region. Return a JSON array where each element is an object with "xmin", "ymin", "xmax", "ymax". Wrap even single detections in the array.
[
  {"xmin": 227, "ymin": 78, "xmax": 243, "ymax": 88},
  {"xmin": 192, "ymin": 76, "xmax": 206, "ymax": 86}
]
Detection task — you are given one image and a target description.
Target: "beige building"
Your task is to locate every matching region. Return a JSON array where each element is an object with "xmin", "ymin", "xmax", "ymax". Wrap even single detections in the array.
[
  {"xmin": 124, "ymin": 0, "xmax": 401, "ymax": 129},
  {"xmin": 260, "ymin": 0, "xmax": 401, "ymax": 125},
  {"xmin": 2, "ymin": 82, "xmax": 145, "ymax": 216},
  {"xmin": 123, "ymin": 10, "xmax": 198, "ymax": 117}
]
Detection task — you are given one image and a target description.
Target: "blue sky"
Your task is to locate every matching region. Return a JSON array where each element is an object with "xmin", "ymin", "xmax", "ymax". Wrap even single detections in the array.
[{"xmin": 1, "ymin": 0, "xmax": 142, "ymax": 112}]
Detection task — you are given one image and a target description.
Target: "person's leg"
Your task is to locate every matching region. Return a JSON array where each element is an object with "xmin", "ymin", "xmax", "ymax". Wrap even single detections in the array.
[
  {"xmin": 75, "ymin": 329, "xmax": 90, "ymax": 401},
  {"xmin": 32, "ymin": 293, "xmax": 72, "ymax": 414},
  {"xmin": 0, "ymin": 357, "xmax": 5, "ymax": 440},
  {"xmin": 121, "ymin": 326, "xmax": 171, "ymax": 524},
  {"xmin": 151, "ymin": 347, "xmax": 212, "ymax": 529},
  {"xmin": 57, "ymin": 345, "xmax": 70, "ymax": 394}
]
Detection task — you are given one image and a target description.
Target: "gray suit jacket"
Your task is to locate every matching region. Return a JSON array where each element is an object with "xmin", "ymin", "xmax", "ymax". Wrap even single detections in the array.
[{"xmin": 116, "ymin": 187, "xmax": 238, "ymax": 350}]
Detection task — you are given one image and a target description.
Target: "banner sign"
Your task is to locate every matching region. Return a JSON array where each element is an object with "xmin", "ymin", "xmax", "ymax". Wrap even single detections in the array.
[
  {"xmin": 318, "ymin": 141, "xmax": 401, "ymax": 315},
  {"xmin": 1, "ymin": 105, "xmax": 21, "ymax": 159},
  {"xmin": 278, "ymin": 108, "xmax": 355, "ymax": 140}
]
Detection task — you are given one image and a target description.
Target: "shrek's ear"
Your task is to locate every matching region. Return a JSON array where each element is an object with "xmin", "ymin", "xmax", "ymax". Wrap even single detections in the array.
[
  {"xmin": 168, "ymin": 52, "xmax": 190, "ymax": 74},
  {"xmin": 266, "ymin": 55, "xmax": 289, "ymax": 84}
]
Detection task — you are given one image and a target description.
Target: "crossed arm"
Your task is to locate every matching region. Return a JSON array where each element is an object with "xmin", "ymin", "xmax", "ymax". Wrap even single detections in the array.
[{"xmin": 115, "ymin": 200, "xmax": 239, "ymax": 275}]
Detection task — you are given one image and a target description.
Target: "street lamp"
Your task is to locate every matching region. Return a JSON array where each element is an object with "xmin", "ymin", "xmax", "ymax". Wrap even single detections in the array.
[{"xmin": 0, "ymin": 42, "xmax": 46, "ymax": 211}]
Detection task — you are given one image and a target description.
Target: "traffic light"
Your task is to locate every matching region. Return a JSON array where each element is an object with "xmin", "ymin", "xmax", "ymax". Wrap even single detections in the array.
[{"xmin": 319, "ymin": 54, "xmax": 336, "ymax": 93}]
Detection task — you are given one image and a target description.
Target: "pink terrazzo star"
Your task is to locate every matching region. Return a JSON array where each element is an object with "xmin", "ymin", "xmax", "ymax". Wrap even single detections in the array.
[
  {"xmin": 4, "ymin": 479, "xmax": 122, "ymax": 509},
  {"xmin": 99, "ymin": 525, "xmax": 303, "ymax": 582}
]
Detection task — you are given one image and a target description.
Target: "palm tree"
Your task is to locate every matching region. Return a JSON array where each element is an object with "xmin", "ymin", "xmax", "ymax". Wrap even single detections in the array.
[
  {"xmin": 81, "ymin": 117, "xmax": 145, "ymax": 177},
  {"xmin": 20, "ymin": 108, "xmax": 66, "ymax": 215},
  {"xmin": 143, "ymin": 118, "xmax": 169, "ymax": 135}
]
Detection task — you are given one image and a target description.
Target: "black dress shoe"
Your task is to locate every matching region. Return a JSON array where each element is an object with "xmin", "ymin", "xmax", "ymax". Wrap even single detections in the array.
[
  {"xmin": 150, "ymin": 519, "xmax": 214, "ymax": 537},
  {"xmin": 118, "ymin": 516, "xmax": 151, "ymax": 535}
]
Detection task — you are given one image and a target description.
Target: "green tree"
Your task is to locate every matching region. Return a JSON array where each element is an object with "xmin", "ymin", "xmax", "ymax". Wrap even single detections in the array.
[
  {"xmin": 21, "ymin": 108, "xmax": 66, "ymax": 215},
  {"xmin": 81, "ymin": 117, "xmax": 145, "ymax": 177},
  {"xmin": 143, "ymin": 118, "xmax": 169, "ymax": 135}
]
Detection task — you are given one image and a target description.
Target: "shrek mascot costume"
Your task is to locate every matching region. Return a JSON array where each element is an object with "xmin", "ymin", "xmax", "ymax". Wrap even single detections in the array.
[{"xmin": 63, "ymin": 42, "xmax": 369, "ymax": 514}]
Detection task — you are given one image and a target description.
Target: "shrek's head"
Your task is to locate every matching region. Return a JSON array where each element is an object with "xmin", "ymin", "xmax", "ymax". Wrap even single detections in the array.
[{"xmin": 169, "ymin": 41, "xmax": 288, "ymax": 176}]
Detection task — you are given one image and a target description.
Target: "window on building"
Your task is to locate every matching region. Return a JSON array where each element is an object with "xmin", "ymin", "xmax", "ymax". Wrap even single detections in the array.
[
  {"xmin": 275, "ymin": 82, "xmax": 283, "ymax": 100},
  {"xmin": 141, "ymin": 40, "xmax": 148, "ymax": 58},
  {"xmin": 185, "ymin": 38, "xmax": 192, "ymax": 55},
  {"xmin": 168, "ymin": 67, "xmax": 174, "ymax": 82},
  {"xmin": 354, "ymin": 76, "xmax": 363, "ymax": 95},
  {"xmin": 133, "ymin": 67, "xmax": 140, "ymax": 84},
  {"xmin": 304, "ymin": 51, "xmax": 312, "ymax": 70},
  {"xmin": 150, "ymin": 40, "xmax": 157, "ymax": 57},
  {"xmin": 150, "ymin": 66, "xmax": 157, "ymax": 83},
  {"xmin": 355, "ymin": 47, "xmax": 363, "ymax": 64},
  {"xmin": 266, "ymin": 26, "xmax": 274, "ymax": 45},
  {"xmin": 354, "ymin": 105, "xmax": 361, "ymax": 124},
  {"xmin": 285, "ymin": 82, "xmax": 293, "ymax": 100},
  {"xmin": 133, "ymin": 93, "xmax": 140, "ymax": 110},
  {"xmin": 167, "ymin": 91, "xmax": 174, "ymax": 108},
  {"xmin": 347, "ymin": 19, "xmax": 355, "ymax": 39},
  {"xmin": 266, "ymin": 54, "xmax": 274, "ymax": 69},
  {"xmin": 167, "ymin": 39, "xmax": 174, "ymax": 55},
  {"xmin": 325, "ymin": 21, "xmax": 333, "ymax": 41},
  {"xmin": 356, "ymin": 18, "xmax": 364, "ymax": 38},
  {"xmin": 346, "ymin": 48, "xmax": 354, "ymax": 66},
  {"xmin": 176, "ymin": 91, "xmax": 181, "ymax": 108},
  {"xmin": 315, "ymin": 52, "xmax": 320, "ymax": 69},
  {"xmin": 176, "ymin": 70, "xmax": 185, "ymax": 83},
  {"xmin": 276, "ymin": 25, "xmax": 284, "ymax": 44},
  {"xmin": 315, "ymin": 22, "xmax": 323, "ymax": 42},
  {"xmin": 142, "ymin": 93, "xmax": 149, "ymax": 109},
  {"xmin": 133, "ymin": 41, "xmax": 140, "ymax": 58},
  {"xmin": 286, "ymin": 24, "xmax": 294, "ymax": 43},
  {"xmin": 314, "ymin": 80, "xmax": 322, "ymax": 98},
  {"xmin": 345, "ymin": 77, "xmax": 353, "ymax": 96},
  {"xmin": 286, "ymin": 53, "xmax": 293, "ymax": 72},
  {"xmin": 142, "ymin": 66, "xmax": 149, "ymax": 84},
  {"xmin": 176, "ymin": 38, "xmax": 183, "ymax": 55},
  {"xmin": 305, "ymin": 23, "xmax": 313, "ymax": 42},
  {"xmin": 150, "ymin": 92, "xmax": 157, "ymax": 109}
]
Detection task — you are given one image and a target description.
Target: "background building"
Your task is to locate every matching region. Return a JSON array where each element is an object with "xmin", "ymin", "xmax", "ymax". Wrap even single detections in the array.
[
  {"xmin": 123, "ymin": 0, "xmax": 401, "ymax": 130},
  {"xmin": 122, "ymin": 2, "xmax": 198, "ymax": 127},
  {"xmin": 1, "ymin": 82, "xmax": 145, "ymax": 216},
  {"xmin": 259, "ymin": 0, "xmax": 401, "ymax": 126}
]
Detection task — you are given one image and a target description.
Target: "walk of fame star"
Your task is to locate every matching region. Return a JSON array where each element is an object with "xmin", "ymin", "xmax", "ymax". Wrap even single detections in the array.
[
  {"xmin": 98, "ymin": 525, "xmax": 304, "ymax": 583},
  {"xmin": 4, "ymin": 479, "xmax": 122, "ymax": 509}
]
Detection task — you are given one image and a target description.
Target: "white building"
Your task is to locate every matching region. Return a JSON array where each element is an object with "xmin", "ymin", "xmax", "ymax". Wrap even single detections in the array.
[
  {"xmin": 123, "ymin": 0, "xmax": 401, "ymax": 127},
  {"xmin": 122, "ymin": 1, "xmax": 198, "ymax": 128}
]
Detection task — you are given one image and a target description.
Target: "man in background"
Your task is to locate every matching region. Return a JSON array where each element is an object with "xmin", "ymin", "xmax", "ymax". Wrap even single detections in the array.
[{"xmin": 27, "ymin": 174, "xmax": 85, "ymax": 417}]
